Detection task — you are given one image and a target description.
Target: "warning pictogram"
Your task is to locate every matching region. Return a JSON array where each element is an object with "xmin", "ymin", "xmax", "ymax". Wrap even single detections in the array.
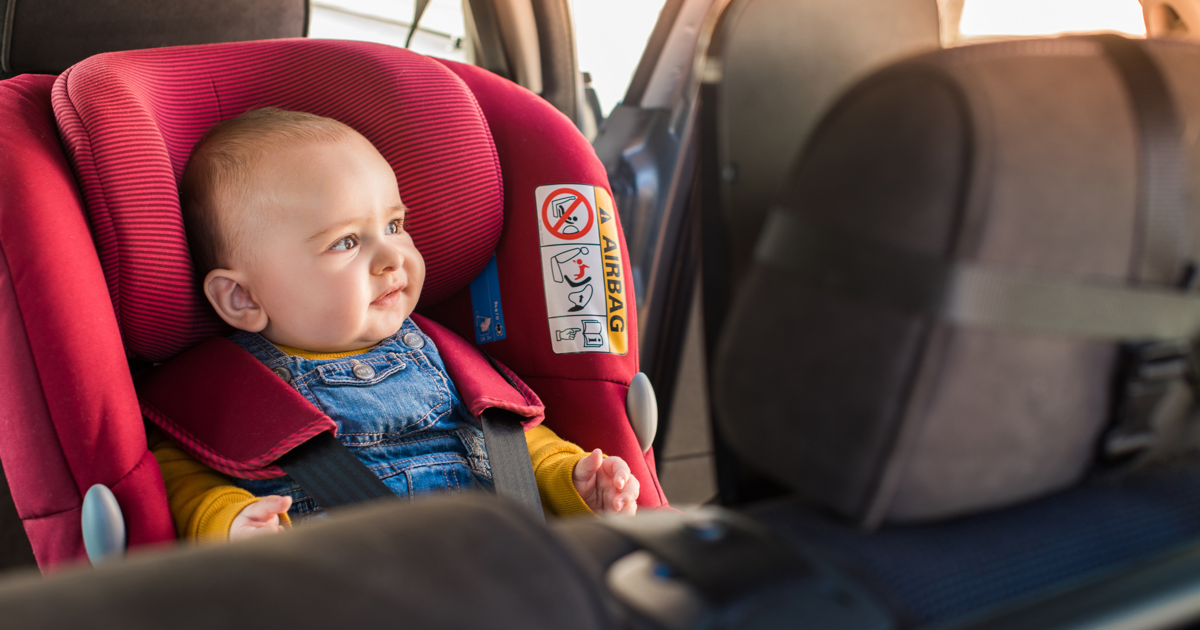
[
  {"xmin": 536, "ymin": 184, "xmax": 626, "ymax": 356},
  {"xmin": 541, "ymin": 188, "xmax": 595, "ymax": 241}
]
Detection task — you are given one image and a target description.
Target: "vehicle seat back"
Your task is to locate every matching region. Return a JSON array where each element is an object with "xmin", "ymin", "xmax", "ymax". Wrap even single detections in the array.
[
  {"xmin": 711, "ymin": 35, "xmax": 1200, "ymax": 626},
  {"xmin": 699, "ymin": 0, "xmax": 940, "ymax": 333},
  {"xmin": 0, "ymin": 0, "xmax": 308, "ymax": 78},
  {"xmin": 696, "ymin": 0, "xmax": 940, "ymax": 504},
  {"xmin": 717, "ymin": 36, "xmax": 1200, "ymax": 523}
]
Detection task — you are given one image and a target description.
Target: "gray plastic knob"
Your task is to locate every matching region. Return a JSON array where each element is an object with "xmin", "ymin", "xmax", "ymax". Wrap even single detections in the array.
[
  {"xmin": 626, "ymin": 372, "xmax": 659, "ymax": 454},
  {"xmin": 82, "ymin": 484, "xmax": 126, "ymax": 567}
]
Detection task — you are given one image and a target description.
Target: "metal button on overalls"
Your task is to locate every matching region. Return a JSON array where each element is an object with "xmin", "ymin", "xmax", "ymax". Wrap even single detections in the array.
[
  {"xmin": 352, "ymin": 363, "xmax": 376, "ymax": 380},
  {"xmin": 403, "ymin": 332, "xmax": 425, "ymax": 349},
  {"xmin": 273, "ymin": 366, "xmax": 292, "ymax": 383}
]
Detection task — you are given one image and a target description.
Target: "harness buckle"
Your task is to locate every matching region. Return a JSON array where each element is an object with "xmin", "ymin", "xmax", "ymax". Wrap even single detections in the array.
[{"xmin": 1105, "ymin": 339, "xmax": 1196, "ymax": 460}]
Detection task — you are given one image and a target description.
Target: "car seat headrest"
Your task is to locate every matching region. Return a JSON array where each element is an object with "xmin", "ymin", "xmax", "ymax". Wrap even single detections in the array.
[
  {"xmin": 1, "ymin": 0, "xmax": 308, "ymax": 77},
  {"xmin": 714, "ymin": 37, "xmax": 1200, "ymax": 524},
  {"xmin": 52, "ymin": 39, "xmax": 504, "ymax": 362}
]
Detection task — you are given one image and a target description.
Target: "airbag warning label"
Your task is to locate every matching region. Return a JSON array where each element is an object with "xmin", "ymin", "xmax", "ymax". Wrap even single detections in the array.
[{"xmin": 536, "ymin": 184, "xmax": 627, "ymax": 355}]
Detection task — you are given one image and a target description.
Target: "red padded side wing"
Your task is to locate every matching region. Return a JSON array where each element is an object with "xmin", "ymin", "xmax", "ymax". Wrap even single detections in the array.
[
  {"xmin": 0, "ymin": 75, "xmax": 174, "ymax": 570},
  {"xmin": 136, "ymin": 338, "xmax": 338, "ymax": 479},
  {"xmin": 426, "ymin": 61, "xmax": 668, "ymax": 508},
  {"xmin": 412, "ymin": 313, "xmax": 544, "ymax": 426}
]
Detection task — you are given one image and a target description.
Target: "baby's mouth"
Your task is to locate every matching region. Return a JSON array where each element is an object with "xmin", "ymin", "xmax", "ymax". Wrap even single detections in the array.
[{"xmin": 371, "ymin": 284, "xmax": 405, "ymax": 307}]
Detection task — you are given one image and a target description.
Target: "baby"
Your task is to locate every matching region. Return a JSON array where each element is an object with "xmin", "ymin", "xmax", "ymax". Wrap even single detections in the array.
[{"xmin": 151, "ymin": 108, "xmax": 639, "ymax": 542}]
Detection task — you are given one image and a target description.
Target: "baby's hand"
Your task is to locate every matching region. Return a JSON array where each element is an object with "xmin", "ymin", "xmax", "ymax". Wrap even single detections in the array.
[
  {"xmin": 573, "ymin": 450, "xmax": 640, "ymax": 516},
  {"xmin": 230, "ymin": 495, "xmax": 292, "ymax": 542}
]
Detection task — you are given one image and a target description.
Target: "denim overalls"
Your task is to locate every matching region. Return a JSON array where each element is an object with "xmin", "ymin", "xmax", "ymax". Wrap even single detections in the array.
[{"xmin": 229, "ymin": 319, "xmax": 493, "ymax": 519}]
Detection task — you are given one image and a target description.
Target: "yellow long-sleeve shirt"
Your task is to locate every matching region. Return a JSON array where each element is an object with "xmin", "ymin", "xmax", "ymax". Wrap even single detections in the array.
[{"xmin": 151, "ymin": 424, "xmax": 595, "ymax": 541}]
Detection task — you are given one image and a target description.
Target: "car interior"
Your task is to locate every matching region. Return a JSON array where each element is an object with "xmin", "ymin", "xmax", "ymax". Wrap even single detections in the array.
[{"xmin": 4, "ymin": 0, "xmax": 1200, "ymax": 629}]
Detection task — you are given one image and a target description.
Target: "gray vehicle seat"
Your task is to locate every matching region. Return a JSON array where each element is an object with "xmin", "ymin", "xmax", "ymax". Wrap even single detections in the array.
[
  {"xmin": 695, "ymin": 0, "xmax": 940, "ymax": 502},
  {"xmin": 712, "ymin": 35, "xmax": 1200, "ymax": 627},
  {"xmin": 0, "ymin": 496, "xmax": 618, "ymax": 629}
]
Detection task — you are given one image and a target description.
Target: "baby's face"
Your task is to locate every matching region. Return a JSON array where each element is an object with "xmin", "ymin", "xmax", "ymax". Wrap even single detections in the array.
[{"xmin": 231, "ymin": 135, "xmax": 424, "ymax": 352}]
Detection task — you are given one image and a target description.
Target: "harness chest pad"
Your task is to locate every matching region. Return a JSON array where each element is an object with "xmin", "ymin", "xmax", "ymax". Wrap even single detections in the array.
[{"xmin": 136, "ymin": 314, "xmax": 544, "ymax": 480}]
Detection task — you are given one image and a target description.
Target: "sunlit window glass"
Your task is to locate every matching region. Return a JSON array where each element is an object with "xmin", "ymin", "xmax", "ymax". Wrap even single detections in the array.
[
  {"xmin": 958, "ymin": 0, "xmax": 1145, "ymax": 39},
  {"xmin": 309, "ymin": 0, "xmax": 468, "ymax": 63},
  {"xmin": 572, "ymin": 0, "xmax": 669, "ymax": 117}
]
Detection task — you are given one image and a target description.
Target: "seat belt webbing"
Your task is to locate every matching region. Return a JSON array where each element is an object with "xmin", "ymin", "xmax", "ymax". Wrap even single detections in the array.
[
  {"xmin": 1094, "ymin": 34, "xmax": 1191, "ymax": 287},
  {"xmin": 756, "ymin": 212, "xmax": 1200, "ymax": 341}
]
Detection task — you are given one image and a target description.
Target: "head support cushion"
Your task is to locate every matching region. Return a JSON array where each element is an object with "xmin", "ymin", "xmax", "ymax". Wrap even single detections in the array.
[{"xmin": 52, "ymin": 39, "xmax": 503, "ymax": 362}]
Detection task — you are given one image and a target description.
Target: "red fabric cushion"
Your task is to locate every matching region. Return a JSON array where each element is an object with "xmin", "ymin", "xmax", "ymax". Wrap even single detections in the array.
[
  {"xmin": 52, "ymin": 39, "xmax": 504, "ymax": 362},
  {"xmin": 0, "ymin": 74, "xmax": 174, "ymax": 570},
  {"xmin": 425, "ymin": 61, "xmax": 667, "ymax": 508}
]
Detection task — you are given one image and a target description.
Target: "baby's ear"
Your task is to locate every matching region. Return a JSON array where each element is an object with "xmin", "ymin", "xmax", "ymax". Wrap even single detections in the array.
[{"xmin": 203, "ymin": 269, "xmax": 268, "ymax": 332}]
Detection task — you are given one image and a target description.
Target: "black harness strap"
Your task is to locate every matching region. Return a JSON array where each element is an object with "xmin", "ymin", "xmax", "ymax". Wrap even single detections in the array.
[
  {"xmin": 480, "ymin": 351, "xmax": 547, "ymax": 521},
  {"xmin": 481, "ymin": 409, "xmax": 546, "ymax": 521},
  {"xmin": 276, "ymin": 432, "xmax": 395, "ymax": 510},
  {"xmin": 274, "ymin": 359, "xmax": 545, "ymax": 521}
]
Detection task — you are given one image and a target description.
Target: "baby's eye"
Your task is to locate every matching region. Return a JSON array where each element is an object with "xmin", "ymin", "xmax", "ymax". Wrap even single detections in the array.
[
  {"xmin": 329, "ymin": 235, "xmax": 358, "ymax": 251},
  {"xmin": 386, "ymin": 219, "xmax": 404, "ymax": 235}
]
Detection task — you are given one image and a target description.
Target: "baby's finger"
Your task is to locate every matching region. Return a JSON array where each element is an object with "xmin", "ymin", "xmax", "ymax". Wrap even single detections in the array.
[
  {"xmin": 239, "ymin": 523, "xmax": 284, "ymax": 540},
  {"xmin": 573, "ymin": 449, "xmax": 604, "ymax": 482},
  {"xmin": 613, "ymin": 494, "xmax": 637, "ymax": 516},
  {"xmin": 606, "ymin": 457, "xmax": 632, "ymax": 490},
  {"xmin": 250, "ymin": 495, "xmax": 292, "ymax": 519},
  {"xmin": 611, "ymin": 476, "xmax": 640, "ymax": 515}
]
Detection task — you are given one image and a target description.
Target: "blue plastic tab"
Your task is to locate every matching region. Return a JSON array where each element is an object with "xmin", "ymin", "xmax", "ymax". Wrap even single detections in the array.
[{"xmin": 470, "ymin": 254, "xmax": 507, "ymax": 344}]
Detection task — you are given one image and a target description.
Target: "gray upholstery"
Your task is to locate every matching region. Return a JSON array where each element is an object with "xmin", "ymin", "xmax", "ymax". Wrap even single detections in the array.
[
  {"xmin": 0, "ymin": 0, "xmax": 308, "ymax": 76},
  {"xmin": 709, "ymin": 0, "xmax": 940, "ymax": 289},
  {"xmin": 0, "ymin": 496, "xmax": 614, "ymax": 628},
  {"xmin": 715, "ymin": 38, "xmax": 1200, "ymax": 524}
]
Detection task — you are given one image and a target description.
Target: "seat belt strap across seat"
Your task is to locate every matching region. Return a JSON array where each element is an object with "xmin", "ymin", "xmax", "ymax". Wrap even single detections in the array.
[
  {"xmin": 1094, "ymin": 34, "xmax": 1191, "ymax": 287},
  {"xmin": 756, "ymin": 212, "xmax": 1200, "ymax": 341}
]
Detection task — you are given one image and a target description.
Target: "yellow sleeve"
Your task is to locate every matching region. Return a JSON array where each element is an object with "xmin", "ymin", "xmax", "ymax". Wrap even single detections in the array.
[
  {"xmin": 148, "ymin": 429, "xmax": 291, "ymax": 542},
  {"xmin": 525, "ymin": 425, "xmax": 595, "ymax": 517}
]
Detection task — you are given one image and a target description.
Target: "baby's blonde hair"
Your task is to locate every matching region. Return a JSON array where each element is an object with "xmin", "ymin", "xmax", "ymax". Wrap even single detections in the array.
[{"xmin": 180, "ymin": 108, "xmax": 358, "ymax": 275}]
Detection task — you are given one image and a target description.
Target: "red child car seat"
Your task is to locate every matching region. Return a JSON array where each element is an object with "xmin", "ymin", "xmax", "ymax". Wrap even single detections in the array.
[{"xmin": 0, "ymin": 38, "xmax": 667, "ymax": 571}]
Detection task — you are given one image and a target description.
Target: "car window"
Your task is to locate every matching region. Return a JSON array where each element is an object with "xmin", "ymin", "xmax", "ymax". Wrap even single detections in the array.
[
  {"xmin": 572, "ymin": 0, "xmax": 669, "ymax": 118},
  {"xmin": 956, "ymin": 0, "xmax": 1145, "ymax": 40},
  {"xmin": 309, "ymin": 0, "xmax": 468, "ymax": 63}
]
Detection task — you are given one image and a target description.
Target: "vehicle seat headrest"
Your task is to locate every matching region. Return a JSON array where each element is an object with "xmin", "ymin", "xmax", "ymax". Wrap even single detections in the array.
[
  {"xmin": 1, "ymin": 0, "xmax": 308, "ymax": 77},
  {"xmin": 52, "ymin": 39, "xmax": 504, "ymax": 362}
]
